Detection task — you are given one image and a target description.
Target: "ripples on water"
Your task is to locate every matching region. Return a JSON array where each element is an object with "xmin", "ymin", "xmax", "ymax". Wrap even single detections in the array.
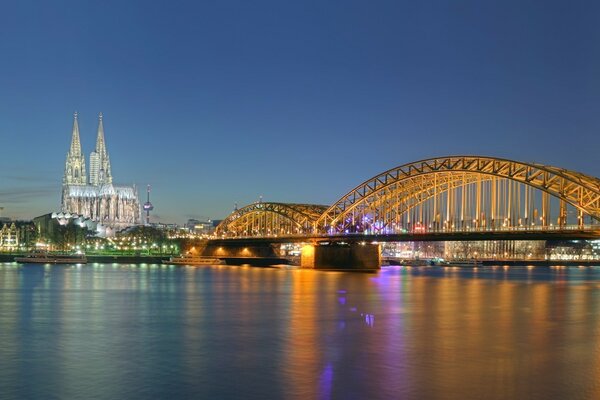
[{"xmin": 1, "ymin": 263, "xmax": 600, "ymax": 399}]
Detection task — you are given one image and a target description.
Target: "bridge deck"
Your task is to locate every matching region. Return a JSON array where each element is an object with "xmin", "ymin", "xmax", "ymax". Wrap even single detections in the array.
[{"xmin": 210, "ymin": 229, "xmax": 600, "ymax": 244}]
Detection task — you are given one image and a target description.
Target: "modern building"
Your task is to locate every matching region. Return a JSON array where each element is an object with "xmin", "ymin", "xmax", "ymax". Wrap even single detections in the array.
[
  {"xmin": 185, "ymin": 219, "xmax": 216, "ymax": 235},
  {"xmin": 32, "ymin": 213, "xmax": 94, "ymax": 250},
  {"xmin": 61, "ymin": 112, "xmax": 140, "ymax": 234}
]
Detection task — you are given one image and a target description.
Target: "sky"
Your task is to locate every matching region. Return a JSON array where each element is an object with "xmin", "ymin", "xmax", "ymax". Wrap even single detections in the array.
[{"xmin": 0, "ymin": 0, "xmax": 599, "ymax": 224}]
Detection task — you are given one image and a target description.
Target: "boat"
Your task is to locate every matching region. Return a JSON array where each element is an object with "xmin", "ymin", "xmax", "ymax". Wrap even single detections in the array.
[
  {"xmin": 163, "ymin": 255, "xmax": 226, "ymax": 266},
  {"xmin": 392, "ymin": 258, "xmax": 449, "ymax": 266},
  {"xmin": 15, "ymin": 251, "xmax": 87, "ymax": 264},
  {"xmin": 447, "ymin": 259, "xmax": 482, "ymax": 267}
]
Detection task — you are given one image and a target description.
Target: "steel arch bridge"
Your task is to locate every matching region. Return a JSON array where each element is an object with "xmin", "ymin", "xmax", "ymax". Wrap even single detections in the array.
[
  {"xmin": 318, "ymin": 156, "xmax": 600, "ymax": 234},
  {"xmin": 216, "ymin": 156, "xmax": 600, "ymax": 238},
  {"xmin": 215, "ymin": 202, "xmax": 329, "ymax": 237}
]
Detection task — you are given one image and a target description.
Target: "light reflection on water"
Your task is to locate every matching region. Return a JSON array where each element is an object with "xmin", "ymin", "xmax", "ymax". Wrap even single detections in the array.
[{"xmin": 1, "ymin": 263, "xmax": 600, "ymax": 399}]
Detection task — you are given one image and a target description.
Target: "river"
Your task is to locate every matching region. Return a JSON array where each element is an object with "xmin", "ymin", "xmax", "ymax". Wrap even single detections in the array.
[{"xmin": 1, "ymin": 262, "xmax": 600, "ymax": 399}]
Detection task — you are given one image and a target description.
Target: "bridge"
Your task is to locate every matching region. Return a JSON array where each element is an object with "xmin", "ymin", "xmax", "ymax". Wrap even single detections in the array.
[{"xmin": 205, "ymin": 156, "xmax": 600, "ymax": 270}]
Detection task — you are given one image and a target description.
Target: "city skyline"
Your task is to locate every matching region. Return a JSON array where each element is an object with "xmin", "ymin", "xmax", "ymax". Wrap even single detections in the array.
[{"xmin": 1, "ymin": 1, "xmax": 599, "ymax": 224}]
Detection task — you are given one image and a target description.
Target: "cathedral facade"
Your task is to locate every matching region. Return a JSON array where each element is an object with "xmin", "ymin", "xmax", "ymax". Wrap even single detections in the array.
[{"xmin": 61, "ymin": 113, "xmax": 140, "ymax": 232}]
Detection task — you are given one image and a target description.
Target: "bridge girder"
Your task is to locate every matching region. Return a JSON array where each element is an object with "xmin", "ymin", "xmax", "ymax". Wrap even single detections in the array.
[{"xmin": 317, "ymin": 156, "xmax": 600, "ymax": 232}]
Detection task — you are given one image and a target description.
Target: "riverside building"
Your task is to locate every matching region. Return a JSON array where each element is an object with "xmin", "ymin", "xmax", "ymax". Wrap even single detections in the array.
[{"xmin": 0, "ymin": 223, "xmax": 18, "ymax": 250}]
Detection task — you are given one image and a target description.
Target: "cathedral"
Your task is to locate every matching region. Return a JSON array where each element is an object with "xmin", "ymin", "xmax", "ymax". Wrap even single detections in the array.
[{"xmin": 61, "ymin": 112, "xmax": 140, "ymax": 233}]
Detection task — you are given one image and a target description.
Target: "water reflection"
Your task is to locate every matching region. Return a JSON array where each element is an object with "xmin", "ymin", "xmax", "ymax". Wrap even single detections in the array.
[{"xmin": 1, "ymin": 263, "xmax": 600, "ymax": 399}]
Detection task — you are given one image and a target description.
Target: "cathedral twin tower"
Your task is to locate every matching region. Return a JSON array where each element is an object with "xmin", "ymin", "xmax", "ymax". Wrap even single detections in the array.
[
  {"xmin": 62, "ymin": 112, "xmax": 140, "ymax": 232},
  {"xmin": 63, "ymin": 112, "xmax": 111, "ymax": 186}
]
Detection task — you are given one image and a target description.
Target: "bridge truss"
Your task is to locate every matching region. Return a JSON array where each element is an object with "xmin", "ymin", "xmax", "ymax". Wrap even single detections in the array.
[
  {"xmin": 317, "ymin": 156, "xmax": 600, "ymax": 234},
  {"xmin": 215, "ymin": 202, "xmax": 328, "ymax": 237},
  {"xmin": 216, "ymin": 156, "xmax": 600, "ymax": 238}
]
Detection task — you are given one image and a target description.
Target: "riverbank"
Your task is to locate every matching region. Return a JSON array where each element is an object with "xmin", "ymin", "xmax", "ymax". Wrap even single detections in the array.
[
  {"xmin": 3, "ymin": 253, "xmax": 598, "ymax": 267},
  {"xmin": 0, "ymin": 253, "xmax": 170, "ymax": 264},
  {"xmin": 478, "ymin": 259, "xmax": 600, "ymax": 267},
  {"xmin": 383, "ymin": 258, "xmax": 600, "ymax": 267},
  {"xmin": 0, "ymin": 253, "xmax": 290, "ymax": 266}
]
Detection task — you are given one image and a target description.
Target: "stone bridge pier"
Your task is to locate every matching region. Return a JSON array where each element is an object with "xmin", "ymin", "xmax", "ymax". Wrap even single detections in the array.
[
  {"xmin": 202, "ymin": 239, "xmax": 288, "ymax": 266},
  {"xmin": 300, "ymin": 242, "xmax": 380, "ymax": 271}
]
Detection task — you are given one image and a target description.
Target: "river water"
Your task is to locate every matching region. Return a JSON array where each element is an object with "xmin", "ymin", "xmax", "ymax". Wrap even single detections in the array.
[{"xmin": 1, "ymin": 262, "xmax": 600, "ymax": 399}]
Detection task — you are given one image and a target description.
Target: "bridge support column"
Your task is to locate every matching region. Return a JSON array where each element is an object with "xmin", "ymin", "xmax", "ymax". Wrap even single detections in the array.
[
  {"xmin": 203, "ymin": 241, "xmax": 278, "ymax": 257},
  {"xmin": 202, "ymin": 240, "xmax": 288, "ymax": 266},
  {"xmin": 301, "ymin": 242, "xmax": 381, "ymax": 271}
]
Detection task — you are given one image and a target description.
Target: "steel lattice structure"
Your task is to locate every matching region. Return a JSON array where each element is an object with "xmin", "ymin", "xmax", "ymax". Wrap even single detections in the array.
[
  {"xmin": 317, "ymin": 156, "xmax": 600, "ymax": 234},
  {"xmin": 216, "ymin": 202, "xmax": 328, "ymax": 237},
  {"xmin": 216, "ymin": 156, "xmax": 600, "ymax": 237}
]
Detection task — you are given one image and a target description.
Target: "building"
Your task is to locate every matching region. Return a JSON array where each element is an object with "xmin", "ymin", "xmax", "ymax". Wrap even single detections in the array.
[
  {"xmin": 185, "ymin": 219, "xmax": 217, "ymax": 235},
  {"xmin": 61, "ymin": 113, "xmax": 140, "ymax": 234},
  {"xmin": 0, "ymin": 221, "xmax": 37, "ymax": 251},
  {"xmin": 0, "ymin": 223, "xmax": 18, "ymax": 250},
  {"xmin": 33, "ymin": 212, "xmax": 96, "ymax": 250}
]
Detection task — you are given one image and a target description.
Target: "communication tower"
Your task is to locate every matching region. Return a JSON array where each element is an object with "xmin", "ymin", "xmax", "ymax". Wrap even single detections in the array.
[{"xmin": 143, "ymin": 185, "xmax": 154, "ymax": 225}]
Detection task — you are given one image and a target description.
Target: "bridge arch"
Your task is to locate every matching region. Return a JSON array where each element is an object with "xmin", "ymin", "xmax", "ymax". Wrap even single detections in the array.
[
  {"xmin": 216, "ymin": 202, "xmax": 329, "ymax": 237},
  {"xmin": 317, "ymin": 156, "xmax": 600, "ymax": 234}
]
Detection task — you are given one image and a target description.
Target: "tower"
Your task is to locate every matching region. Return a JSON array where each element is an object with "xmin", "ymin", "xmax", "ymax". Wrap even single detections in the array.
[
  {"xmin": 143, "ymin": 185, "xmax": 154, "ymax": 225},
  {"xmin": 63, "ymin": 112, "xmax": 87, "ymax": 185},
  {"xmin": 89, "ymin": 112, "xmax": 112, "ymax": 186}
]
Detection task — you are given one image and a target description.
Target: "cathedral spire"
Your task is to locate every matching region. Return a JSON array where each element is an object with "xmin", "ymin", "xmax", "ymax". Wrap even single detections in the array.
[
  {"xmin": 89, "ymin": 112, "xmax": 112, "ymax": 185},
  {"xmin": 63, "ymin": 112, "xmax": 87, "ymax": 186},
  {"xmin": 69, "ymin": 111, "xmax": 82, "ymax": 156},
  {"xmin": 96, "ymin": 112, "xmax": 106, "ymax": 155}
]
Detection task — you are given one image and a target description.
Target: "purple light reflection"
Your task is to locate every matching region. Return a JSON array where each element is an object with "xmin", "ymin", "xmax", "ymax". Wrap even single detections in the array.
[{"xmin": 318, "ymin": 363, "xmax": 334, "ymax": 400}]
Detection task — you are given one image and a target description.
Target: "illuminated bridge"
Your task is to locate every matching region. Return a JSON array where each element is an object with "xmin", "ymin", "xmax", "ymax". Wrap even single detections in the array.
[{"xmin": 207, "ymin": 156, "xmax": 600, "ymax": 269}]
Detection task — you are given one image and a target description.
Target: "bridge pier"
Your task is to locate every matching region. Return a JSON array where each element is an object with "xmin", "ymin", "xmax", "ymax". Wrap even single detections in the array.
[
  {"xmin": 301, "ymin": 242, "xmax": 381, "ymax": 271},
  {"xmin": 202, "ymin": 240, "xmax": 288, "ymax": 266}
]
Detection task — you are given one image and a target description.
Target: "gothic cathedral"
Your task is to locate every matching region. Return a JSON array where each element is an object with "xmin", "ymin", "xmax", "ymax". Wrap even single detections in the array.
[{"xmin": 61, "ymin": 112, "xmax": 140, "ymax": 232}]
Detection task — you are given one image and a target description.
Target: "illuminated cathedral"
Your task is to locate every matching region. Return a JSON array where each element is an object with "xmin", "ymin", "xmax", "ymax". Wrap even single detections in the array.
[{"xmin": 61, "ymin": 112, "xmax": 140, "ymax": 232}]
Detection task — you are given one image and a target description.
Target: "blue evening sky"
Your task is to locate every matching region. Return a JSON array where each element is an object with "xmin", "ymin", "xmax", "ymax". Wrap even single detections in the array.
[{"xmin": 1, "ymin": 0, "xmax": 599, "ymax": 223}]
